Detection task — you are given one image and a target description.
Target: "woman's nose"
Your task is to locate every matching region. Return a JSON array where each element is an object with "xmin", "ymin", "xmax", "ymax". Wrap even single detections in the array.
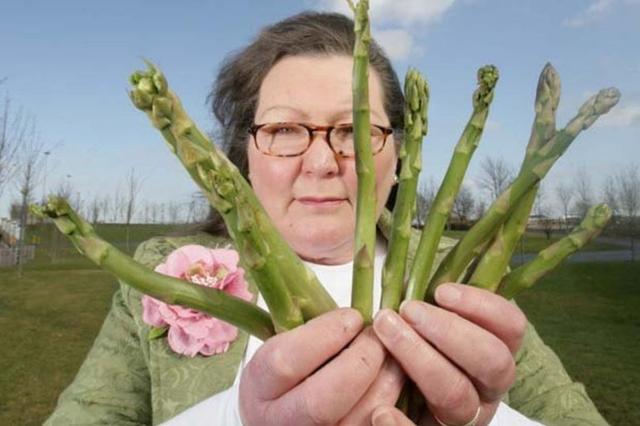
[{"xmin": 300, "ymin": 131, "xmax": 340, "ymax": 176}]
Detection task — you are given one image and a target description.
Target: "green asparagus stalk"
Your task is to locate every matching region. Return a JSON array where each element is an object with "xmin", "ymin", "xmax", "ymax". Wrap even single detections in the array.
[
  {"xmin": 467, "ymin": 186, "xmax": 537, "ymax": 291},
  {"xmin": 349, "ymin": 0, "xmax": 377, "ymax": 323},
  {"xmin": 381, "ymin": 69, "xmax": 429, "ymax": 310},
  {"xmin": 497, "ymin": 204, "xmax": 612, "ymax": 299},
  {"xmin": 468, "ymin": 64, "xmax": 561, "ymax": 290},
  {"xmin": 30, "ymin": 197, "xmax": 276, "ymax": 341},
  {"xmin": 426, "ymin": 86, "xmax": 620, "ymax": 301},
  {"xmin": 404, "ymin": 65, "xmax": 499, "ymax": 301},
  {"xmin": 129, "ymin": 62, "xmax": 337, "ymax": 330}
]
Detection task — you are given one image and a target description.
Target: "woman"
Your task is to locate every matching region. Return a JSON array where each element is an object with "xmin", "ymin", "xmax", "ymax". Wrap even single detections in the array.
[{"xmin": 45, "ymin": 11, "xmax": 607, "ymax": 426}]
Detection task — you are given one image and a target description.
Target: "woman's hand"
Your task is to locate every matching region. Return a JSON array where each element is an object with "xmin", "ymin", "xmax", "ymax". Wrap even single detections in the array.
[
  {"xmin": 239, "ymin": 308, "xmax": 404, "ymax": 426},
  {"xmin": 373, "ymin": 283, "xmax": 527, "ymax": 426}
]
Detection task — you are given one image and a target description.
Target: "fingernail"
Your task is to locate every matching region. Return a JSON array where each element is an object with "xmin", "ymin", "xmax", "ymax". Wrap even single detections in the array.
[
  {"xmin": 399, "ymin": 300, "xmax": 426, "ymax": 325},
  {"xmin": 373, "ymin": 309, "xmax": 401, "ymax": 338},
  {"xmin": 436, "ymin": 283, "xmax": 461, "ymax": 306},
  {"xmin": 342, "ymin": 308, "xmax": 364, "ymax": 331},
  {"xmin": 372, "ymin": 408, "xmax": 396, "ymax": 426}
]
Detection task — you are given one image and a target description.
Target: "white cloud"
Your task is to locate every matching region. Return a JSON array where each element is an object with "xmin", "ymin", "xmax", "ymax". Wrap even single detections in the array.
[
  {"xmin": 375, "ymin": 29, "xmax": 414, "ymax": 60},
  {"xmin": 595, "ymin": 102, "xmax": 640, "ymax": 128},
  {"xmin": 317, "ymin": 0, "xmax": 456, "ymax": 26},
  {"xmin": 563, "ymin": 0, "xmax": 615, "ymax": 27},
  {"xmin": 315, "ymin": 0, "xmax": 456, "ymax": 60}
]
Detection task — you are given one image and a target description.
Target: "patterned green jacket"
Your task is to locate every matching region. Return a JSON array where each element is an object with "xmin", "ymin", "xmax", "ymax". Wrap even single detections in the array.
[{"xmin": 45, "ymin": 211, "xmax": 608, "ymax": 425}]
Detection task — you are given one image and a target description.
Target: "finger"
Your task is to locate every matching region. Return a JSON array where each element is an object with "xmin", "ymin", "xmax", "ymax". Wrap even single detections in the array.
[
  {"xmin": 245, "ymin": 307, "xmax": 363, "ymax": 399},
  {"xmin": 339, "ymin": 357, "xmax": 405, "ymax": 425},
  {"xmin": 373, "ymin": 310, "xmax": 479, "ymax": 426},
  {"xmin": 434, "ymin": 283, "xmax": 527, "ymax": 354},
  {"xmin": 399, "ymin": 300, "xmax": 516, "ymax": 402},
  {"xmin": 275, "ymin": 327, "xmax": 386, "ymax": 426},
  {"xmin": 371, "ymin": 406, "xmax": 416, "ymax": 426}
]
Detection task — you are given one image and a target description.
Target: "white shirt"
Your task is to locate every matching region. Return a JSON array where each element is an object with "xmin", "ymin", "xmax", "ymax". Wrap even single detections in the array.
[{"xmin": 163, "ymin": 239, "xmax": 543, "ymax": 425}]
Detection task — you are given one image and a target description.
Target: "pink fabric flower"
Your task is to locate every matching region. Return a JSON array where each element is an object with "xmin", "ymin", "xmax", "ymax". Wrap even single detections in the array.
[{"xmin": 142, "ymin": 245, "xmax": 253, "ymax": 357}]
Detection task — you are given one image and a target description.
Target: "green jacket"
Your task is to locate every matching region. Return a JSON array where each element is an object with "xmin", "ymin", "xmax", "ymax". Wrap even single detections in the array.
[{"xmin": 45, "ymin": 211, "xmax": 608, "ymax": 425}]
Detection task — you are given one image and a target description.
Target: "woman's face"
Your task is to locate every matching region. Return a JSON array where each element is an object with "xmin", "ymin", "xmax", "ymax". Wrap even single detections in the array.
[{"xmin": 248, "ymin": 55, "xmax": 397, "ymax": 264}]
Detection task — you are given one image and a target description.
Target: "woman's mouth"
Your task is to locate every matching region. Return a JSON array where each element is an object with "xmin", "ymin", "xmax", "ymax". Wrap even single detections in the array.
[{"xmin": 296, "ymin": 196, "xmax": 347, "ymax": 207}]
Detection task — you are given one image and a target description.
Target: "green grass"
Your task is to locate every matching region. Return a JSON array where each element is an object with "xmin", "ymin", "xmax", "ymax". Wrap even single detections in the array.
[
  {"xmin": 442, "ymin": 230, "xmax": 622, "ymax": 253},
  {"xmin": 516, "ymin": 262, "xmax": 640, "ymax": 425},
  {"xmin": 0, "ymin": 267, "xmax": 118, "ymax": 426}
]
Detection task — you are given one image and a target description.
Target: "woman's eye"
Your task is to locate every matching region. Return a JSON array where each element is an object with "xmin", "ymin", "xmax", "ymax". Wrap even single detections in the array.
[{"xmin": 272, "ymin": 125, "xmax": 295, "ymax": 134}]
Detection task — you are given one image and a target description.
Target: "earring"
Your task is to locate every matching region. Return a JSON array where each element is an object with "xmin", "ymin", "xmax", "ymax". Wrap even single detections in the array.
[{"xmin": 393, "ymin": 174, "xmax": 399, "ymax": 185}]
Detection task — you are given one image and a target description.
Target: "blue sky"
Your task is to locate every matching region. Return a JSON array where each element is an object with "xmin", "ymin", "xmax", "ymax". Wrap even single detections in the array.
[{"xmin": 1, "ymin": 0, "xmax": 639, "ymax": 218}]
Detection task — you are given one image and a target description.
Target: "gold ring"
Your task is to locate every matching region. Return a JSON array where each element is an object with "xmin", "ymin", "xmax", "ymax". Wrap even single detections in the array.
[{"xmin": 433, "ymin": 406, "xmax": 481, "ymax": 426}]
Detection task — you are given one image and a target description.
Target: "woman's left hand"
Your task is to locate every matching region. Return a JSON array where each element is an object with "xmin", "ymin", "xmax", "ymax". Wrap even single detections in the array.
[{"xmin": 372, "ymin": 283, "xmax": 527, "ymax": 426}]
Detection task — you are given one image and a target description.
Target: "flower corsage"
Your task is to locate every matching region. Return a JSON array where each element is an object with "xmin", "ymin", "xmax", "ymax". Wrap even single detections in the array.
[{"xmin": 142, "ymin": 244, "xmax": 253, "ymax": 357}]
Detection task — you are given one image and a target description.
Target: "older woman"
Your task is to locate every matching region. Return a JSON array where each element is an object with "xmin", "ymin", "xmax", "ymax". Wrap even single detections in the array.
[{"xmin": 45, "ymin": 11, "xmax": 607, "ymax": 426}]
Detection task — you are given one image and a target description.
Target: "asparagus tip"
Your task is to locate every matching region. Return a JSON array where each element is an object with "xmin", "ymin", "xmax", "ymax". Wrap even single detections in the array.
[
  {"xmin": 589, "ymin": 203, "xmax": 613, "ymax": 228},
  {"xmin": 538, "ymin": 63, "xmax": 561, "ymax": 110},
  {"xmin": 473, "ymin": 65, "xmax": 499, "ymax": 108}
]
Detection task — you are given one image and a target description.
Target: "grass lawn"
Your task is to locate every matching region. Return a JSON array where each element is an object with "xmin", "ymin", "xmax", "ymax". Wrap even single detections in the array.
[
  {"xmin": 1, "ymin": 223, "xmax": 637, "ymax": 424},
  {"xmin": 0, "ymin": 266, "xmax": 118, "ymax": 426},
  {"xmin": 443, "ymin": 229, "xmax": 623, "ymax": 253},
  {"xmin": 516, "ymin": 261, "xmax": 640, "ymax": 425}
]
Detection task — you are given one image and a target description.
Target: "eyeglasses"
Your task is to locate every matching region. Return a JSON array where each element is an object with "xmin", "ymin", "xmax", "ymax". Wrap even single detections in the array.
[{"xmin": 248, "ymin": 122, "xmax": 394, "ymax": 158}]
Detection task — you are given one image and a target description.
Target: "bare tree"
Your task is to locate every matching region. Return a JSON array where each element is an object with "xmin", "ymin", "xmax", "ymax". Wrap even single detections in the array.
[
  {"xmin": 615, "ymin": 164, "xmax": 640, "ymax": 260},
  {"xmin": 0, "ymin": 95, "xmax": 21, "ymax": 199},
  {"xmin": 89, "ymin": 195, "xmax": 103, "ymax": 225},
  {"xmin": 55, "ymin": 175, "xmax": 74, "ymax": 199},
  {"xmin": 452, "ymin": 185, "xmax": 475, "ymax": 225},
  {"xmin": 167, "ymin": 202, "xmax": 181, "ymax": 224},
  {"xmin": 602, "ymin": 175, "xmax": 619, "ymax": 216},
  {"xmin": 477, "ymin": 156, "xmax": 514, "ymax": 202},
  {"xmin": 111, "ymin": 187, "xmax": 126, "ymax": 223},
  {"xmin": 14, "ymin": 118, "xmax": 46, "ymax": 275},
  {"xmin": 533, "ymin": 183, "xmax": 546, "ymax": 217},
  {"xmin": 414, "ymin": 177, "xmax": 436, "ymax": 228},
  {"xmin": 187, "ymin": 191, "xmax": 210, "ymax": 223},
  {"xmin": 474, "ymin": 198, "xmax": 486, "ymax": 220},
  {"xmin": 124, "ymin": 168, "xmax": 144, "ymax": 251},
  {"xmin": 555, "ymin": 183, "xmax": 573, "ymax": 231},
  {"xmin": 573, "ymin": 168, "xmax": 593, "ymax": 219}
]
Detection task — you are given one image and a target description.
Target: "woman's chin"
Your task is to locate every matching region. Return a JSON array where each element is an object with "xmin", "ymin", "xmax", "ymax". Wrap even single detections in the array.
[{"xmin": 286, "ymin": 222, "xmax": 354, "ymax": 264}]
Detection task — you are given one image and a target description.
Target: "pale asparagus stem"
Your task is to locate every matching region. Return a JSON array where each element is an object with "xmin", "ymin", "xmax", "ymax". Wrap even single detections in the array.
[
  {"xmin": 30, "ymin": 197, "xmax": 276, "ymax": 341},
  {"xmin": 524, "ymin": 63, "xmax": 561, "ymax": 164},
  {"xmin": 350, "ymin": 0, "xmax": 376, "ymax": 323},
  {"xmin": 498, "ymin": 204, "xmax": 612, "ymax": 299},
  {"xmin": 129, "ymin": 62, "xmax": 337, "ymax": 330},
  {"xmin": 427, "ymin": 86, "xmax": 621, "ymax": 301},
  {"xmin": 380, "ymin": 69, "xmax": 428, "ymax": 310},
  {"xmin": 469, "ymin": 64, "xmax": 561, "ymax": 290},
  {"xmin": 404, "ymin": 66, "xmax": 499, "ymax": 302}
]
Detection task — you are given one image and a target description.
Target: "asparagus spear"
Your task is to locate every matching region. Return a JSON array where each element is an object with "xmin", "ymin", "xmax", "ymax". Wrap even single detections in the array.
[
  {"xmin": 381, "ymin": 69, "xmax": 429, "ymax": 310},
  {"xmin": 468, "ymin": 64, "xmax": 561, "ymax": 291},
  {"xmin": 349, "ymin": 0, "xmax": 377, "ymax": 323},
  {"xmin": 426, "ymin": 85, "xmax": 620, "ymax": 301},
  {"xmin": 30, "ymin": 197, "xmax": 276, "ymax": 341},
  {"xmin": 467, "ymin": 186, "xmax": 537, "ymax": 292},
  {"xmin": 404, "ymin": 66, "xmax": 499, "ymax": 301},
  {"xmin": 497, "ymin": 204, "xmax": 612, "ymax": 299},
  {"xmin": 129, "ymin": 63, "xmax": 337, "ymax": 330}
]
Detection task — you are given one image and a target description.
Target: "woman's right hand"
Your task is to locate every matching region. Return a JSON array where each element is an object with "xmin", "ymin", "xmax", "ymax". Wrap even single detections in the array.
[{"xmin": 238, "ymin": 308, "xmax": 405, "ymax": 425}]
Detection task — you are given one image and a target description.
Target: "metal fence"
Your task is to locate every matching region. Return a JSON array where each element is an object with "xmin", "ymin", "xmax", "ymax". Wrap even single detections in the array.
[{"xmin": 0, "ymin": 245, "xmax": 36, "ymax": 267}]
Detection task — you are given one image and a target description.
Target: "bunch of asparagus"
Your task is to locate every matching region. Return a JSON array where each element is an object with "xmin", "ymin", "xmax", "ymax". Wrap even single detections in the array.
[{"xmin": 32, "ymin": 0, "xmax": 619, "ymax": 346}]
